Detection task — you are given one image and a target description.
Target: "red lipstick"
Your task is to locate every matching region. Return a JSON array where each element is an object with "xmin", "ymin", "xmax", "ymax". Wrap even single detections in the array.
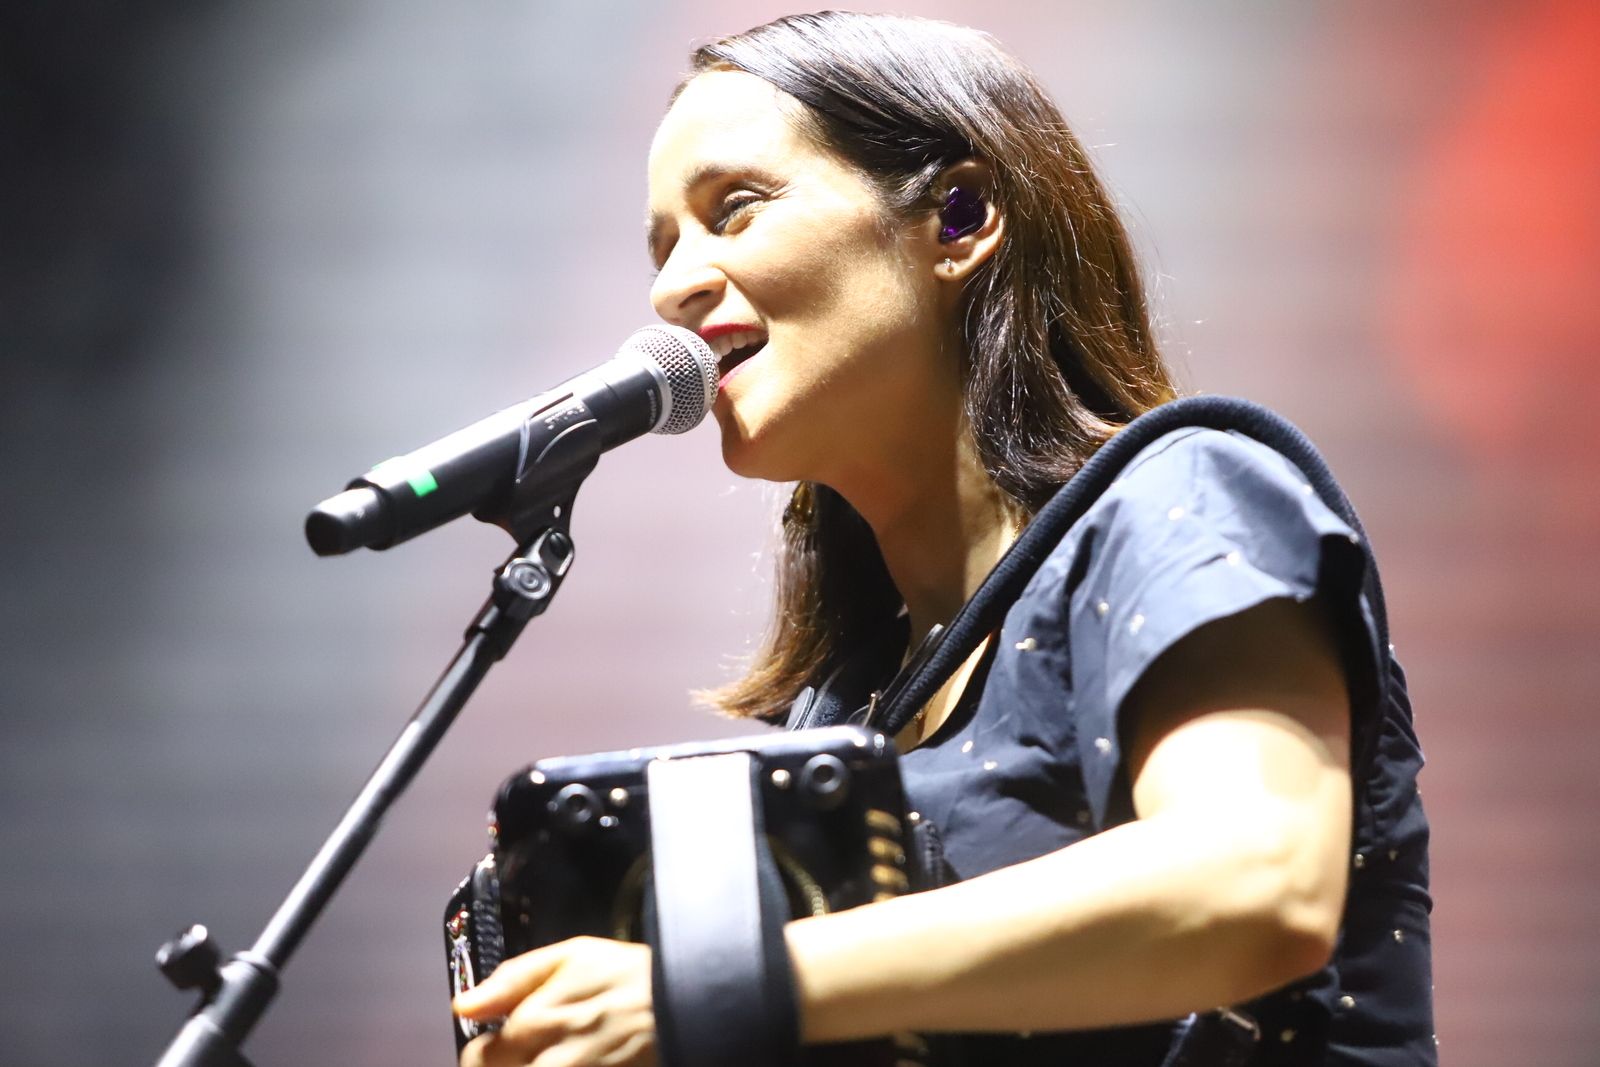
[{"xmin": 698, "ymin": 322, "xmax": 763, "ymax": 342}]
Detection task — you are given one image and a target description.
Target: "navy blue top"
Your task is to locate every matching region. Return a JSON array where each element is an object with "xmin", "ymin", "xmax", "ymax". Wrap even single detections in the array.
[{"xmin": 812, "ymin": 428, "xmax": 1436, "ymax": 1066}]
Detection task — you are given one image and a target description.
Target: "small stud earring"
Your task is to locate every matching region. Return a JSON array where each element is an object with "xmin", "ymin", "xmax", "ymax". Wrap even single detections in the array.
[{"xmin": 943, "ymin": 257, "xmax": 956, "ymax": 274}]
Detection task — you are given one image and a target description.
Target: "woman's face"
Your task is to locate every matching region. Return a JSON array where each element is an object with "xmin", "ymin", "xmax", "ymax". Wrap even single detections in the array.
[{"xmin": 647, "ymin": 71, "xmax": 957, "ymax": 486}]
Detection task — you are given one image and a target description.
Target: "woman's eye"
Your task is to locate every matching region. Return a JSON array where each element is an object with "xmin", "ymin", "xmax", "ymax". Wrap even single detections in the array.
[{"xmin": 710, "ymin": 193, "xmax": 762, "ymax": 235}]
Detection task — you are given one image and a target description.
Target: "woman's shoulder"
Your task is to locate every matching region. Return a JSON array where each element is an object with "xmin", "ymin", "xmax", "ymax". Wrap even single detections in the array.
[
  {"xmin": 1024, "ymin": 425, "xmax": 1363, "ymax": 599},
  {"xmin": 1100, "ymin": 425, "xmax": 1345, "ymax": 525}
]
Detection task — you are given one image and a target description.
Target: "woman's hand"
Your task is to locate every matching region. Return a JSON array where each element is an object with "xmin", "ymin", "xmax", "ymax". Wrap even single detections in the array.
[{"xmin": 455, "ymin": 936, "xmax": 655, "ymax": 1067}]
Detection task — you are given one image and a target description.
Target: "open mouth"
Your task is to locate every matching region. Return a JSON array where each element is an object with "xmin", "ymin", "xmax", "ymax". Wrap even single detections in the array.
[
  {"xmin": 719, "ymin": 339, "xmax": 767, "ymax": 381},
  {"xmin": 706, "ymin": 328, "xmax": 768, "ymax": 383}
]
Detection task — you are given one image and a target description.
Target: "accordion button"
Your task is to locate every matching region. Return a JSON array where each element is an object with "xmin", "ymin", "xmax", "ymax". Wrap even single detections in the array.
[
  {"xmin": 548, "ymin": 784, "xmax": 602, "ymax": 834},
  {"xmin": 800, "ymin": 754, "xmax": 850, "ymax": 810}
]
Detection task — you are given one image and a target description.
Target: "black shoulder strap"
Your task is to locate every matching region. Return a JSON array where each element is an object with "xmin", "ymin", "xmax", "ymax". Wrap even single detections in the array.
[
  {"xmin": 647, "ymin": 751, "xmax": 800, "ymax": 1067},
  {"xmin": 876, "ymin": 395, "xmax": 1391, "ymax": 738}
]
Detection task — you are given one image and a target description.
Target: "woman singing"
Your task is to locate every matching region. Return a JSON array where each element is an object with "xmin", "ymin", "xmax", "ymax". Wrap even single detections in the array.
[{"xmin": 455, "ymin": 12, "xmax": 1434, "ymax": 1066}]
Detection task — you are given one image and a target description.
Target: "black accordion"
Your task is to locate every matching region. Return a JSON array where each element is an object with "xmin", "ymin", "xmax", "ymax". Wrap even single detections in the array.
[{"xmin": 443, "ymin": 725, "xmax": 938, "ymax": 1065}]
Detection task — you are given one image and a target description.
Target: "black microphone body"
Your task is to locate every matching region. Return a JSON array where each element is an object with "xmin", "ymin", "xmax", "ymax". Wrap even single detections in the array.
[{"xmin": 306, "ymin": 326, "xmax": 716, "ymax": 555}]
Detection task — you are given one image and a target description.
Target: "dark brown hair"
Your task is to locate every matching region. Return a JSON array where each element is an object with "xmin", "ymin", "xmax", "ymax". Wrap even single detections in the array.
[{"xmin": 690, "ymin": 12, "xmax": 1177, "ymax": 721}]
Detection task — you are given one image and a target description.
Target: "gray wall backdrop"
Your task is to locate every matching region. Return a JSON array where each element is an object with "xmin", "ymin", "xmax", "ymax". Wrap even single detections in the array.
[{"xmin": 4, "ymin": 2, "xmax": 1598, "ymax": 1065}]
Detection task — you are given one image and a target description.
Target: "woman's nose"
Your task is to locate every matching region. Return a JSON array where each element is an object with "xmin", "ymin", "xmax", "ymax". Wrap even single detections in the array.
[{"xmin": 650, "ymin": 250, "xmax": 726, "ymax": 327}]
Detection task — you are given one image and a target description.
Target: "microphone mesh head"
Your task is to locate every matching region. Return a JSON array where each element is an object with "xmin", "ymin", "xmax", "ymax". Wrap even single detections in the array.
[{"xmin": 623, "ymin": 325, "xmax": 719, "ymax": 435}]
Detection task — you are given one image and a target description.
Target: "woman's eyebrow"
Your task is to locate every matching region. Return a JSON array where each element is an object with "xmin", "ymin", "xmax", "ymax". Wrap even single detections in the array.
[{"xmin": 645, "ymin": 161, "xmax": 784, "ymax": 264}]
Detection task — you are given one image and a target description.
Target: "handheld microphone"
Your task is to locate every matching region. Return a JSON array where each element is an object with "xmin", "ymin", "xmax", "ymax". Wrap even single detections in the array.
[{"xmin": 304, "ymin": 324, "xmax": 718, "ymax": 556}]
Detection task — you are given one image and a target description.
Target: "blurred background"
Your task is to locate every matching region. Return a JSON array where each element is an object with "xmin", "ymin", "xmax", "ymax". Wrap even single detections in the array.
[{"xmin": 3, "ymin": 1, "xmax": 1597, "ymax": 1064}]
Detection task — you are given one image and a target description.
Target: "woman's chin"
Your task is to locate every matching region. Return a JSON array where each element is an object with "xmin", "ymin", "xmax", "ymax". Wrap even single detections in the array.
[
  {"xmin": 714, "ymin": 410, "xmax": 804, "ymax": 483},
  {"xmin": 717, "ymin": 428, "xmax": 776, "ymax": 481}
]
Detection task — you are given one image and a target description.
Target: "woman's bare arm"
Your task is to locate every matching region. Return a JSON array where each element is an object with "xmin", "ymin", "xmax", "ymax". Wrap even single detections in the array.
[{"xmin": 785, "ymin": 595, "xmax": 1353, "ymax": 1040}]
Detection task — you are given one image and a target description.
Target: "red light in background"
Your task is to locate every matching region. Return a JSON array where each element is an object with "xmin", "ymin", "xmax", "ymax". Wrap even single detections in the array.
[{"xmin": 1388, "ymin": 0, "xmax": 1600, "ymax": 463}]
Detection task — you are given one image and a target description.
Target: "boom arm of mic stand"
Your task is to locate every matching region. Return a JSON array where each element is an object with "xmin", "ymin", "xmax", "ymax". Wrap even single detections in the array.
[{"xmin": 153, "ymin": 422, "xmax": 599, "ymax": 1067}]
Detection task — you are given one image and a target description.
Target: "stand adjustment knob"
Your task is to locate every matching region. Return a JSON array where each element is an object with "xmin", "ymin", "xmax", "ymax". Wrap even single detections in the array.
[
  {"xmin": 156, "ymin": 923, "xmax": 223, "ymax": 994},
  {"xmin": 502, "ymin": 558, "xmax": 553, "ymax": 601}
]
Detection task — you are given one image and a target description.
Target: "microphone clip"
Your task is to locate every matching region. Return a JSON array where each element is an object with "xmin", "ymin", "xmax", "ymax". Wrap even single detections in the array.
[
  {"xmin": 465, "ymin": 390, "xmax": 598, "ymax": 658},
  {"xmin": 473, "ymin": 390, "xmax": 603, "ymax": 547},
  {"xmin": 473, "ymin": 517, "xmax": 577, "ymax": 662}
]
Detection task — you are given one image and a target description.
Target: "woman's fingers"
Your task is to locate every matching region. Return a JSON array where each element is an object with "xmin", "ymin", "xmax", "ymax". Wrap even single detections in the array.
[
  {"xmin": 455, "ymin": 939, "xmax": 657, "ymax": 1067},
  {"xmin": 460, "ymin": 1030, "xmax": 520, "ymax": 1067},
  {"xmin": 461, "ymin": 992, "xmax": 646, "ymax": 1067},
  {"xmin": 454, "ymin": 942, "xmax": 568, "ymax": 1019}
]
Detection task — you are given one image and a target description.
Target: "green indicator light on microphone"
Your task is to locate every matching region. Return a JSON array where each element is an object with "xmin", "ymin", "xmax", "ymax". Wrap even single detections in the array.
[{"xmin": 408, "ymin": 471, "xmax": 439, "ymax": 498}]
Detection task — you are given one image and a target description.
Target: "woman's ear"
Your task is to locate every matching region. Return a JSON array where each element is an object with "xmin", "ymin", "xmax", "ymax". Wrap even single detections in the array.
[{"xmin": 926, "ymin": 159, "xmax": 1003, "ymax": 284}]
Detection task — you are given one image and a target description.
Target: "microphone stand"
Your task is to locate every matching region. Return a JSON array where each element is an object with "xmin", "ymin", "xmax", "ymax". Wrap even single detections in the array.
[{"xmin": 153, "ymin": 418, "xmax": 606, "ymax": 1067}]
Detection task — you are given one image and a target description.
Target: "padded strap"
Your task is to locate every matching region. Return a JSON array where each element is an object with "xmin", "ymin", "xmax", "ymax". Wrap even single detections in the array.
[
  {"xmin": 647, "ymin": 752, "xmax": 801, "ymax": 1067},
  {"xmin": 878, "ymin": 395, "xmax": 1390, "ymax": 739}
]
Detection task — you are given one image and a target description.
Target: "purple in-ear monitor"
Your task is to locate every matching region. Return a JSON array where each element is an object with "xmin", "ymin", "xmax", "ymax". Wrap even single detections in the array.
[{"xmin": 938, "ymin": 186, "xmax": 986, "ymax": 242}]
